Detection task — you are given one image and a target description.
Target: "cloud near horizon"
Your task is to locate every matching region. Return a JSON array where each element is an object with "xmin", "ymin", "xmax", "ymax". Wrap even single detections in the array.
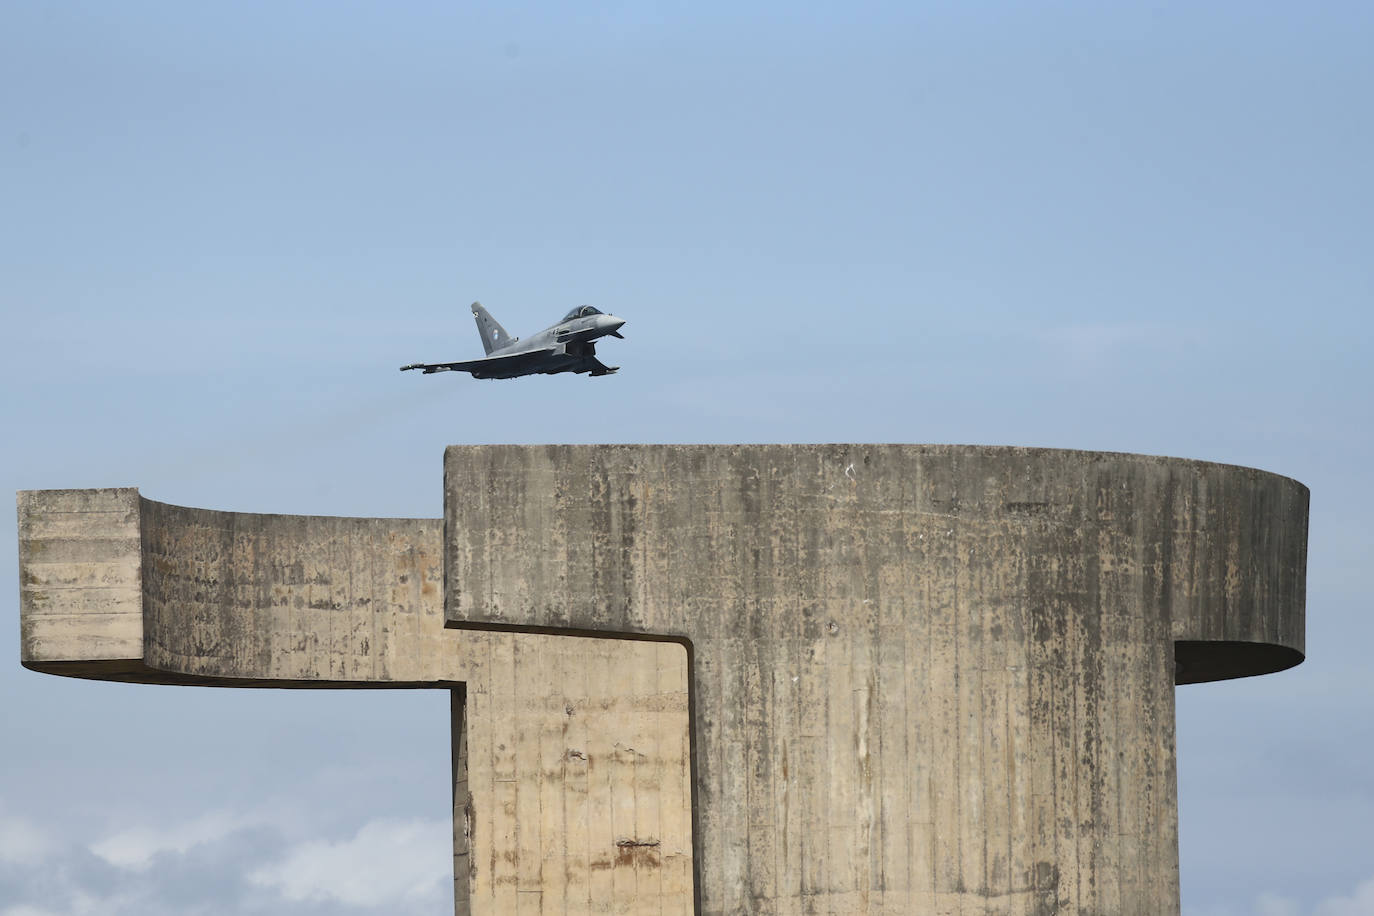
[
  {"xmin": 0, "ymin": 802, "xmax": 450, "ymax": 916},
  {"xmin": 89, "ymin": 810, "xmax": 275, "ymax": 872},
  {"xmin": 1185, "ymin": 877, "xmax": 1374, "ymax": 916},
  {"xmin": 247, "ymin": 817, "xmax": 450, "ymax": 909},
  {"xmin": 0, "ymin": 808, "xmax": 56, "ymax": 868}
]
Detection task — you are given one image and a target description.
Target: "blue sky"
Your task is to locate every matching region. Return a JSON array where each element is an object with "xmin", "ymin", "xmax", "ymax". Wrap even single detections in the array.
[{"xmin": 3, "ymin": 1, "xmax": 1372, "ymax": 913}]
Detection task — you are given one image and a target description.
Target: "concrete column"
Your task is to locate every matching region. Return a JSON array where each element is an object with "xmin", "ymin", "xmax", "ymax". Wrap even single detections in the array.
[{"xmin": 445, "ymin": 444, "xmax": 1307, "ymax": 915}]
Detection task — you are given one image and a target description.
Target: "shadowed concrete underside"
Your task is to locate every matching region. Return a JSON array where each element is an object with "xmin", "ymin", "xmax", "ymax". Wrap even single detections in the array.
[{"xmin": 18, "ymin": 444, "xmax": 1307, "ymax": 915}]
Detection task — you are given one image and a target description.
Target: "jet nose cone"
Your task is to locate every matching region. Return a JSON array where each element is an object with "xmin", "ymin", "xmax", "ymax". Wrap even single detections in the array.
[{"xmin": 596, "ymin": 317, "xmax": 629, "ymax": 341}]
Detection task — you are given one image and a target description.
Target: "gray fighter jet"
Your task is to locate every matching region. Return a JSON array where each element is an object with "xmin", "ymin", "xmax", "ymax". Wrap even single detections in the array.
[{"xmin": 400, "ymin": 302, "xmax": 625, "ymax": 379}]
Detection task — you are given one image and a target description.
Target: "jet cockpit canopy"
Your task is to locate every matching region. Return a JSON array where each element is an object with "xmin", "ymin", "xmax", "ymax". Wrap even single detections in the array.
[{"xmin": 561, "ymin": 305, "xmax": 603, "ymax": 322}]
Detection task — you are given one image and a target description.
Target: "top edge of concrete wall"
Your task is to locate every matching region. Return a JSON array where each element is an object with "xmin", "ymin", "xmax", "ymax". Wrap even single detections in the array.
[{"xmin": 442, "ymin": 442, "xmax": 1307, "ymax": 490}]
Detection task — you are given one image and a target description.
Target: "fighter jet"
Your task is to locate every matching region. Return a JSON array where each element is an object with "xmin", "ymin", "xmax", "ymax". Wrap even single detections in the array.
[{"xmin": 400, "ymin": 302, "xmax": 625, "ymax": 379}]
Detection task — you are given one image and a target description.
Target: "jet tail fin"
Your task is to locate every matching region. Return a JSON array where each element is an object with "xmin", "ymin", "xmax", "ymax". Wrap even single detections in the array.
[{"xmin": 471, "ymin": 302, "xmax": 516, "ymax": 354}]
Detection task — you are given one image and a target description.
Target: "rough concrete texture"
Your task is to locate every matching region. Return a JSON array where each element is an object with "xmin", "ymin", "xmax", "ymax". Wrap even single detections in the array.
[
  {"xmin": 18, "ymin": 488, "xmax": 143, "ymax": 669},
  {"xmin": 18, "ymin": 444, "xmax": 1308, "ymax": 915},
  {"xmin": 17, "ymin": 488, "xmax": 693, "ymax": 915},
  {"xmin": 445, "ymin": 444, "xmax": 1307, "ymax": 915}
]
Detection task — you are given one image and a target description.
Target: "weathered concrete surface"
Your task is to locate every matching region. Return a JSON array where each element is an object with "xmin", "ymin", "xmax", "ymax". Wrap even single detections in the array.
[
  {"xmin": 445, "ymin": 444, "xmax": 1308, "ymax": 915},
  {"xmin": 18, "ymin": 445, "xmax": 1307, "ymax": 915},
  {"xmin": 17, "ymin": 489, "xmax": 693, "ymax": 915},
  {"xmin": 19, "ymin": 488, "xmax": 143, "ymax": 672}
]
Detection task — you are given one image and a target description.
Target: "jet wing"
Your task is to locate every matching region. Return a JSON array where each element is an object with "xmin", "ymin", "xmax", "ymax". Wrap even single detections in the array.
[{"xmin": 401, "ymin": 348, "xmax": 557, "ymax": 376}]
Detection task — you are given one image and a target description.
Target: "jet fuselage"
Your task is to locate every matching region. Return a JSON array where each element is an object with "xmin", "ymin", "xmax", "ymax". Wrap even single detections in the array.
[{"xmin": 401, "ymin": 303, "xmax": 625, "ymax": 380}]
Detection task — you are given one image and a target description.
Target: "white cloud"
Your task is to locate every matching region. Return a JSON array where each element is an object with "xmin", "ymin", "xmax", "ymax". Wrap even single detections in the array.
[
  {"xmin": 0, "ymin": 890, "xmax": 141, "ymax": 916},
  {"xmin": 89, "ymin": 810, "xmax": 268, "ymax": 871},
  {"xmin": 1315, "ymin": 877, "xmax": 1374, "ymax": 916},
  {"xmin": 1231, "ymin": 878, "xmax": 1374, "ymax": 916},
  {"xmin": 248, "ymin": 817, "xmax": 450, "ymax": 908},
  {"xmin": 0, "ymin": 811, "xmax": 56, "ymax": 866},
  {"xmin": 3, "ymin": 798, "xmax": 448, "ymax": 914}
]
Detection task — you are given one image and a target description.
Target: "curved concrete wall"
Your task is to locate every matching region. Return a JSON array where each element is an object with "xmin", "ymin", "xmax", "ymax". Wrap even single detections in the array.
[
  {"xmin": 139, "ymin": 499, "xmax": 451, "ymax": 685},
  {"xmin": 445, "ymin": 444, "xmax": 1308, "ymax": 914}
]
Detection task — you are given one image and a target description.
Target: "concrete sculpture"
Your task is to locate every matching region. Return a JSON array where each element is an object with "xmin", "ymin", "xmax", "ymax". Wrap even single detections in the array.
[{"xmin": 18, "ymin": 444, "xmax": 1308, "ymax": 914}]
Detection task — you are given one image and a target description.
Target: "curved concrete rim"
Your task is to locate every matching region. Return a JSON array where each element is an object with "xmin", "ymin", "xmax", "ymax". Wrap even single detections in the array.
[{"xmin": 449, "ymin": 441, "xmax": 1308, "ymax": 493}]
